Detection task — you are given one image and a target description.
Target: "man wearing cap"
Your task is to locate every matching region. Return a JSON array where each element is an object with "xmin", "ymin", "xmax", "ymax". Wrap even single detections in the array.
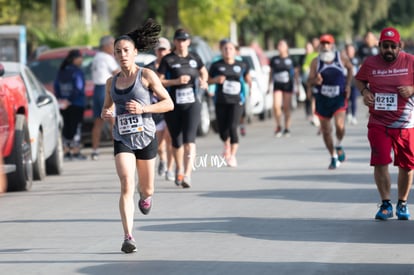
[
  {"xmin": 91, "ymin": 35, "xmax": 120, "ymax": 160},
  {"xmin": 355, "ymin": 27, "xmax": 414, "ymax": 221},
  {"xmin": 307, "ymin": 34, "xmax": 353, "ymax": 169}
]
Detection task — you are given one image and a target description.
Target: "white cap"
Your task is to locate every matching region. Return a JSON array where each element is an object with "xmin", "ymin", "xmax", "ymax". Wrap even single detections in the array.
[{"xmin": 156, "ymin": 37, "xmax": 171, "ymax": 50}]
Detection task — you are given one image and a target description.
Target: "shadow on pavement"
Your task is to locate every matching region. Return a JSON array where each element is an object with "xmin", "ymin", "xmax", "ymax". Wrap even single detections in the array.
[
  {"xmin": 138, "ymin": 216, "xmax": 414, "ymax": 244},
  {"xmin": 77, "ymin": 260, "xmax": 414, "ymax": 275}
]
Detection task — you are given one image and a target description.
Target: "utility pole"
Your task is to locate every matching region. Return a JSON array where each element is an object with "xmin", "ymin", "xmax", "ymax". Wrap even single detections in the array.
[
  {"xmin": 82, "ymin": 0, "xmax": 92, "ymax": 33},
  {"xmin": 96, "ymin": 0, "xmax": 109, "ymax": 29}
]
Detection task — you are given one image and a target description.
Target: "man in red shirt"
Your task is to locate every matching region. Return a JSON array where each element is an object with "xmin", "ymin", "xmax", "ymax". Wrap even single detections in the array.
[{"xmin": 355, "ymin": 27, "xmax": 414, "ymax": 221}]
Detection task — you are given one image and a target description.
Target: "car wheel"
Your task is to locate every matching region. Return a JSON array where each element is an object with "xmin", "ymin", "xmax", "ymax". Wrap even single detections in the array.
[
  {"xmin": 33, "ymin": 131, "xmax": 46, "ymax": 181},
  {"xmin": 197, "ymin": 96, "xmax": 210, "ymax": 137},
  {"xmin": 6, "ymin": 114, "xmax": 33, "ymax": 191},
  {"xmin": 46, "ymin": 131, "xmax": 63, "ymax": 175}
]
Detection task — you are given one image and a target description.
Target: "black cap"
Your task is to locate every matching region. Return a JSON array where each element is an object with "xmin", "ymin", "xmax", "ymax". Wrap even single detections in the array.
[{"xmin": 174, "ymin": 29, "xmax": 190, "ymax": 40}]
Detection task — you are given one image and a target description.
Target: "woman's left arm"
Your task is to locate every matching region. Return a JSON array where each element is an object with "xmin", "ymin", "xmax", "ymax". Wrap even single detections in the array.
[{"xmin": 143, "ymin": 68, "xmax": 174, "ymax": 114}]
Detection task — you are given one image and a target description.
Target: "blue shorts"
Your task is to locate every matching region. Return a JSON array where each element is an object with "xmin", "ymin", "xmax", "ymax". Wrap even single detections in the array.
[
  {"xmin": 93, "ymin": 84, "xmax": 106, "ymax": 118},
  {"xmin": 315, "ymin": 93, "xmax": 347, "ymax": 119}
]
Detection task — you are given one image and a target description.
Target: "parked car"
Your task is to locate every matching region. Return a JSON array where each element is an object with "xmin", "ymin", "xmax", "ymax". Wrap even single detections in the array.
[
  {"xmin": 3, "ymin": 61, "xmax": 64, "ymax": 184},
  {"xmin": 239, "ymin": 46, "xmax": 272, "ymax": 120},
  {"xmin": 0, "ymin": 62, "xmax": 32, "ymax": 191},
  {"xmin": 135, "ymin": 53, "xmax": 156, "ymax": 67},
  {"xmin": 28, "ymin": 46, "xmax": 97, "ymax": 144}
]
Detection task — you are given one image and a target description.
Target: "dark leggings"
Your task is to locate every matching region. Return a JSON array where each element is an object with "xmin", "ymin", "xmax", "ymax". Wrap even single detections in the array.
[
  {"xmin": 347, "ymin": 86, "xmax": 358, "ymax": 116},
  {"xmin": 164, "ymin": 102, "xmax": 201, "ymax": 148},
  {"xmin": 61, "ymin": 105, "xmax": 84, "ymax": 148},
  {"xmin": 215, "ymin": 103, "xmax": 243, "ymax": 144}
]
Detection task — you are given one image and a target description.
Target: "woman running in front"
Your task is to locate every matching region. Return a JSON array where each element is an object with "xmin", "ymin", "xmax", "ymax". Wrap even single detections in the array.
[
  {"xmin": 101, "ymin": 19, "xmax": 173, "ymax": 254},
  {"xmin": 208, "ymin": 39, "xmax": 251, "ymax": 167}
]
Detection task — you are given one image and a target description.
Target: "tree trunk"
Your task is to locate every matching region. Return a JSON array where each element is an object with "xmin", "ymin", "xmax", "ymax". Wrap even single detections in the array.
[
  {"xmin": 164, "ymin": 0, "xmax": 179, "ymax": 30},
  {"xmin": 55, "ymin": 0, "xmax": 67, "ymax": 31}
]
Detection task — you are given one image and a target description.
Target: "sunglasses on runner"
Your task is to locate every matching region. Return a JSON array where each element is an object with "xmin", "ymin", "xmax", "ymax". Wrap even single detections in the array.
[{"xmin": 381, "ymin": 43, "xmax": 398, "ymax": 50}]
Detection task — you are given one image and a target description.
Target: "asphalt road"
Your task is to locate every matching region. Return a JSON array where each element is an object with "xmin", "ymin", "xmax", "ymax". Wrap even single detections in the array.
[{"xmin": 1, "ymin": 102, "xmax": 414, "ymax": 275}]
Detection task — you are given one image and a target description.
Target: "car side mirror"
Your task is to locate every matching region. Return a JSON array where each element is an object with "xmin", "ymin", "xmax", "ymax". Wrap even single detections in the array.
[{"xmin": 37, "ymin": 94, "xmax": 53, "ymax": 107}]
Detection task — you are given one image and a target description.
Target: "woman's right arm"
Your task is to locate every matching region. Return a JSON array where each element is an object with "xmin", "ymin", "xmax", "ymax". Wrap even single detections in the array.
[{"xmin": 101, "ymin": 77, "xmax": 115, "ymax": 120}]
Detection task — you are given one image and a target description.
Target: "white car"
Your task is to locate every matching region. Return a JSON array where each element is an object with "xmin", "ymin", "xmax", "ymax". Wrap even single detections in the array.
[
  {"xmin": 135, "ymin": 53, "xmax": 156, "ymax": 67},
  {"xmin": 2, "ymin": 61, "xmax": 64, "ymax": 182},
  {"xmin": 239, "ymin": 47, "xmax": 272, "ymax": 120}
]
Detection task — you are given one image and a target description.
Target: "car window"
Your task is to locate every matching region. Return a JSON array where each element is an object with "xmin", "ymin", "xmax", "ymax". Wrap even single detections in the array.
[
  {"xmin": 29, "ymin": 58, "xmax": 62, "ymax": 83},
  {"xmin": 22, "ymin": 67, "xmax": 44, "ymax": 102},
  {"xmin": 241, "ymin": 56, "xmax": 254, "ymax": 71},
  {"xmin": 29, "ymin": 54, "xmax": 94, "ymax": 84}
]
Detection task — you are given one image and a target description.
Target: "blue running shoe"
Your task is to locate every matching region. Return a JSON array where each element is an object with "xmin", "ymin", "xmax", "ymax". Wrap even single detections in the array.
[
  {"xmin": 328, "ymin": 157, "xmax": 340, "ymax": 169},
  {"xmin": 375, "ymin": 201, "xmax": 393, "ymax": 220},
  {"xmin": 336, "ymin": 146, "xmax": 346, "ymax": 162},
  {"xmin": 396, "ymin": 202, "xmax": 410, "ymax": 220}
]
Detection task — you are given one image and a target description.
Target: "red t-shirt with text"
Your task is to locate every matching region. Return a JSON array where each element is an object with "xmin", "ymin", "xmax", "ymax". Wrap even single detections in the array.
[{"xmin": 355, "ymin": 51, "xmax": 414, "ymax": 128}]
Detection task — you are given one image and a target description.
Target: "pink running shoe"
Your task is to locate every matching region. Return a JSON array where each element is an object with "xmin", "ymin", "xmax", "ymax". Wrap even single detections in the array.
[{"xmin": 138, "ymin": 196, "xmax": 152, "ymax": 215}]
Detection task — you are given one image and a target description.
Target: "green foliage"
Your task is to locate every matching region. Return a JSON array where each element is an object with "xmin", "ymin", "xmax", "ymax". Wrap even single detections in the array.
[
  {"xmin": 0, "ymin": 0, "xmax": 21, "ymax": 24},
  {"xmin": 30, "ymin": 15, "xmax": 109, "ymax": 49},
  {"xmin": 353, "ymin": 0, "xmax": 392, "ymax": 35},
  {"xmin": 178, "ymin": 0, "xmax": 248, "ymax": 43},
  {"xmin": 147, "ymin": 0, "xmax": 171, "ymax": 23}
]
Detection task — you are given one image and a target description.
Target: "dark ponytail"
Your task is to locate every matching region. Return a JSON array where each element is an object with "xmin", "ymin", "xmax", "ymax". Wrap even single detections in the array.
[{"xmin": 116, "ymin": 18, "xmax": 161, "ymax": 52}]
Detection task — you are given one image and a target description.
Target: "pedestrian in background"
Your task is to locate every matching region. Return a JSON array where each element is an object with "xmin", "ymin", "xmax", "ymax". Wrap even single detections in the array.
[
  {"xmin": 355, "ymin": 27, "xmax": 414, "ymax": 221},
  {"xmin": 307, "ymin": 34, "xmax": 353, "ymax": 169},
  {"xmin": 300, "ymin": 40, "xmax": 319, "ymax": 127},
  {"xmin": 208, "ymin": 39, "xmax": 251, "ymax": 167},
  {"xmin": 91, "ymin": 35, "xmax": 120, "ymax": 160},
  {"xmin": 357, "ymin": 31, "xmax": 379, "ymax": 62},
  {"xmin": 145, "ymin": 37, "xmax": 175, "ymax": 181},
  {"xmin": 157, "ymin": 29, "xmax": 209, "ymax": 188},
  {"xmin": 269, "ymin": 39, "xmax": 298, "ymax": 137},
  {"xmin": 101, "ymin": 19, "xmax": 174, "ymax": 253},
  {"xmin": 54, "ymin": 49, "xmax": 87, "ymax": 160},
  {"xmin": 343, "ymin": 43, "xmax": 361, "ymax": 125}
]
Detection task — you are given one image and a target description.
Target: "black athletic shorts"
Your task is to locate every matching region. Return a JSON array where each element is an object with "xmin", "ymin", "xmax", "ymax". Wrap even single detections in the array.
[{"xmin": 113, "ymin": 138, "xmax": 158, "ymax": 160}]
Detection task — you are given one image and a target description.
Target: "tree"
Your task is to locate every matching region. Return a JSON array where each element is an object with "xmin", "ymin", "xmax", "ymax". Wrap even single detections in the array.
[
  {"xmin": 353, "ymin": 0, "xmax": 392, "ymax": 36},
  {"xmin": 239, "ymin": 0, "xmax": 305, "ymax": 48},
  {"xmin": 0, "ymin": 0, "xmax": 21, "ymax": 24},
  {"xmin": 179, "ymin": 0, "xmax": 248, "ymax": 44},
  {"xmin": 55, "ymin": 0, "xmax": 67, "ymax": 31}
]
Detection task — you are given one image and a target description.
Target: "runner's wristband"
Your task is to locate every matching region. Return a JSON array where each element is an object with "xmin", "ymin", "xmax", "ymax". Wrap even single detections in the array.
[{"xmin": 360, "ymin": 87, "xmax": 369, "ymax": 96}]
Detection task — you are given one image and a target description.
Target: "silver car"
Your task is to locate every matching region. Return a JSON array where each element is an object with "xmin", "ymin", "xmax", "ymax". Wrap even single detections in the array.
[{"xmin": 2, "ymin": 61, "xmax": 64, "ymax": 182}]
